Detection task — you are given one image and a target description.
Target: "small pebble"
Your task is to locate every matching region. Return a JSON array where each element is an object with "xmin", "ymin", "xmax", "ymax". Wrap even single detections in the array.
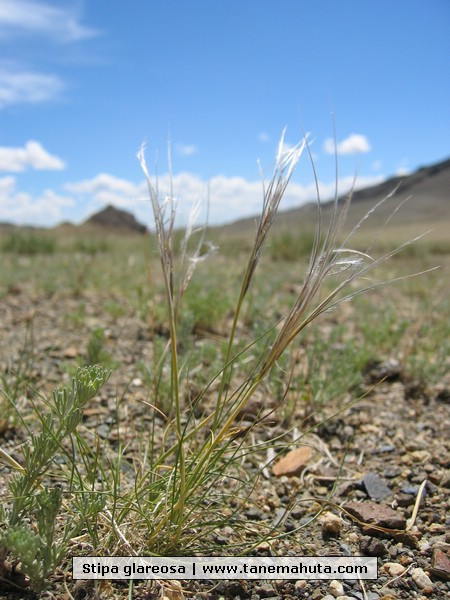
[
  {"xmin": 383, "ymin": 562, "xmax": 406, "ymax": 577},
  {"xmin": 255, "ymin": 582, "xmax": 277, "ymax": 597},
  {"xmin": 363, "ymin": 472, "xmax": 392, "ymax": 500},
  {"xmin": 396, "ymin": 492, "xmax": 415, "ymax": 507},
  {"xmin": 294, "ymin": 579, "xmax": 307, "ymax": 590},
  {"xmin": 411, "ymin": 567, "xmax": 433, "ymax": 590},
  {"xmin": 321, "ymin": 512, "xmax": 342, "ymax": 536},
  {"xmin": 328, "ymin": 579, "xmax": 344, "ymax": 597},
  {"xmin": 360, "ymin": 535, "xmax": 387, "ymax": 557},
  {"xmin": 410, "ymin": 450, "xmax": 431, "ymax": 463},
  {"xmin": 272, "ymin": 446, "xmax": 314, "ymax": 477}
]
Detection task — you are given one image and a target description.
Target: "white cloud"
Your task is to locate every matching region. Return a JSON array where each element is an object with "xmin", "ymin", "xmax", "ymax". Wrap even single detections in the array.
[
  {"xmin": 176, "ymin": 144, "xmax": 198, "ymax": 157},
  {"xmin": 65, "ymin": 173, "xmax": 150, "ymax": 223},
  {"xmin": 0, "ymin": 141, "xmax": 65, "ymax": 172},
  {"xmin": 324, "ymin": 134, "xmax": 371, "ymax": 155},
  {"xmin": 65, "ymin": 173, "xmax": 147, "ymax": 202},
  {"xmin": 0, "ymin": 0, "xmax": 98, "ymax": 42},
  {"xmin": 0, "ymin": 176, "xmax": 73, "ymax": 225},
  {"xmin": 0, "ymin": 167, "xmax": 387, "ymax": 228},
  {"xmin": 0, "ymin": 1, "xmax": 96, "ymax": 109},
  {"xmin": 66, "ymin": 171, "xmax": 204, "ymax": 226},
  {"xmin": 395, "ymin": 167, "xmax": 410, "ymax": 176},
  {"xmin": 65, "ymin": 169, "xmax": 386, "ymax": 228},
  {"xmin": 0, "ymin": 64, "xmax": 63, "ymax": 108},
  {"xmin": 258, "ymin": 132, "xmax": 270, "ymax": 143},
  {"xmin": 0, "ymin": 175, "xmax": 15, "ymax": 196},
  {"xmin": 184, "ymin": 172, "xmax": 384, "ymax": 224}
]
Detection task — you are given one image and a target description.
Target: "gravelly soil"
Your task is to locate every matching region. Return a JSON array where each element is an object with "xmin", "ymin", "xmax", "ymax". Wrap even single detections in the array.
[{"xmin": 1, "ymin": 283, "xmax": 449, "ymax": 600}]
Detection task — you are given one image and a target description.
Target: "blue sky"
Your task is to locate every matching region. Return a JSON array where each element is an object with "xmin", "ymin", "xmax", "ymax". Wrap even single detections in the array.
[{"xmin": 0, "ymin": 0, "xmax": 449, "ymax": 227}]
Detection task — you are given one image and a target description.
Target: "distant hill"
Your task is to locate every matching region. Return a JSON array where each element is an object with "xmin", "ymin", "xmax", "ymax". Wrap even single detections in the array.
[
  {"xmin": 83, "ymin": 204, "xmax": 147, "ymax": 234},
  {"xmin": 243, "ymin": 156, "xmax": 450, "ymax": 233},
  {"xmin": 0, "ymin": 204, "xmax": 148, "ymax": 236},
  {"xmin": 325, "ymin": 156, "xmax": 450, "ymax": 224}
]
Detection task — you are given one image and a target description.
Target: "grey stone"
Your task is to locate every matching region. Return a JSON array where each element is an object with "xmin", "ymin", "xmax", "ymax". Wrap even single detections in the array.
[{"xmin": 363, "ymin": 472, "xmax": 393, "ymax": 500}]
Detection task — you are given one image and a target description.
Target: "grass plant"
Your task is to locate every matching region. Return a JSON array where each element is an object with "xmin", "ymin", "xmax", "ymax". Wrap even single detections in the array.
[
  {"xmin": 0, "ymin": 323, "xmax": 35, "ymax": 432},
  {"xmin": 0, "ymin": 131, "xmax": 443, "ymax": 593}
]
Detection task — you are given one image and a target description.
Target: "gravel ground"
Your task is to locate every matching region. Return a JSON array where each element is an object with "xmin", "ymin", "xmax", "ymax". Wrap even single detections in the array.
[{"xmin": 1, "ymin": 284, "xmax": 449, "ymax": 599}]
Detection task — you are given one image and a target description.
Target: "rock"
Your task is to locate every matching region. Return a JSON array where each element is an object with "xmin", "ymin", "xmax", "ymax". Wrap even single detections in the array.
[
  {"xmin": 378, "ymin": 444, "xmax": 396, "ymax": 453},
  {"xmin": 321, "ymin": 512, "xmax": 342, "ymax": 536},
  {"xmin": 294, "ymin": 579, "xmax": 307, "ymax": 590},
  {"xmin": 362, "ymin": 472, "xmax": 393, "ymax": 500},
  {"xmin": 383, "ymin": 562, "xmax": 406, "ymax": 577},
  {"xmin": 396, "ymin": 493, "xmax": 415, "ymax": 507},
  {"xmin": 392, "ymin": 531, "xmax": 421, "ymax": 549},
  {"xmin": 338, "ymin": 542, "xmax": 352, "ymax": 556},
  {"xmin": 411, "ymin": 567, "xmax": 433, "ymax": 590},
  {"xmin": 214, "ymin": 581, "xmax": 248, "ymax": 597},
  {"xmin": 244, "ymin": 507, "xmax": 265, "ymax": 520},
  {"xmin": 410, "ymin": 450, "xmax": 431, "ymax": 463},
  {"xmin": 383, "ymin": 466, "xmax": 402, "ymax": 478},
  {"xmin": 344, "ymin": 501, "xmax": 407, "ymax": 530},
  {"xmin": 427, "ymin": 469, "xmax": 443, "ymax": 485},
  {"xmin": 272, "ymin": 446, "xmax": 314, "ymax": 477},
  {"xmin": 161, "ymin": 579, "xmax": 184, "ymax": 599},
  {"xmin": 366, "ymin": 594, "xmax": 382, "ymax": 600},
  {"xmin": 360, "ymin": 535, "xmax": 387, "ymax": 556},
  {"xmin": 430, "ymin": 548, "xmax": 450, "ymax": 581},
  {"xmin": 255, "ymin": 583, "xmax": 277, "ymax": 597},
  {"xmin": 346, "ymin": 532, "xmax": 359, "ymax": 544},
  {"xmin": 364, "ymin": 358, "xmax": 402, "ymax": 383},
  {"xmin": 255, "ymin": 541, "xmax": 272, "ymax": 554},
  {"xmin": 328, "ymin": 579, "xmax": 344, "ymax": 597},
  {"xmin": 63, "ymin": 346, "xmax": 79, "ymax": 358}
]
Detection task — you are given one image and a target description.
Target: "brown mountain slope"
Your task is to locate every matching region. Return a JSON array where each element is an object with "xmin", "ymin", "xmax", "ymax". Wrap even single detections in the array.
[{"xmin": 217, "ymin": 156, "xmax": 450, "ymax": 237}]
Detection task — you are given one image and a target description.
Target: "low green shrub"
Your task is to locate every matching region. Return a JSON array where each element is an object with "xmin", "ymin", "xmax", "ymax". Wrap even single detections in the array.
[
  {"xmin": 269, "ymin": 229, "xmax": 317, "ymax": 262},
  {"xmin": 0, "ymin": 366, "xmax": 110, "ymax": 591},
  {"xmin": 1, "ymin": 232, "xmax": 56, "ymax": 255}
]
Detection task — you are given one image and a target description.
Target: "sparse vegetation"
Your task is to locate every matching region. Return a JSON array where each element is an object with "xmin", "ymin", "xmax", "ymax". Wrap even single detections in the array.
[
  {"xmin": 269, "ymin": 229, "xmax": 317, "ymax": 262},
  {"xmin": 1, "ymin": 232, "xmax": 56, "ymax": 255},
  {"xmin": 0, "ymin": 135, "xmax": 448, "ymax": 597},
  {"xmin": 72, "ymin": 237, "xmax": 111, "ymax": 255}
]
